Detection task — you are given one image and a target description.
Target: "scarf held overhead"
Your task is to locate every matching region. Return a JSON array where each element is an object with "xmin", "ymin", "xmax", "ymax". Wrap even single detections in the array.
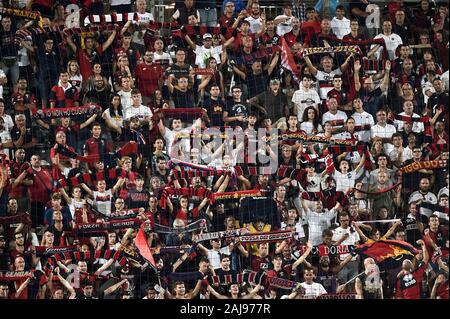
[{"xmin": 32, "ymin": 105, "xmax": 101, "ymax": 120}]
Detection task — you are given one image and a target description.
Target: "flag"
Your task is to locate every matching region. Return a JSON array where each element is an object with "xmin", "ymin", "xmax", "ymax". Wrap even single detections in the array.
[
  {"xmin": 354, "ymin": 239, "xmax": 418, "ymax": 270},
  {"xmin": 280, "ymin": 36, "xmax": 301, "ymax": 83},
  {"xmin": 135, "ymin": 227, "xmax": 157, "ymax": 269}
]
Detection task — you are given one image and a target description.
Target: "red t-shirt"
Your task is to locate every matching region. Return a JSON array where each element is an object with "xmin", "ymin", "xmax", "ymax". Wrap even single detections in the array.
[
  {"xmin": 134, "ymin": 62, "xmax": 163, "ymax": 97},
  {"xmin": 396, "ymin": 263, "xmax": 427, "ymax": 299},
  {"xmin": 26, "ymin": 167, "xmax": 52, "ymax": 203},
  {"xmin": 77, "ymin": 47, "xmax": 103, "ymax": 81}
]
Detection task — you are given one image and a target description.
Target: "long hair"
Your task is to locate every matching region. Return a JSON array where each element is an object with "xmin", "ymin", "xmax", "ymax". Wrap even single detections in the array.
[
  {"xmin": 301, "ymin": 106, "xmax": 320, "ymax": 131},
  {"xmin": 109, "ymin": 93, "xmax": 123, "ymax": 117}
]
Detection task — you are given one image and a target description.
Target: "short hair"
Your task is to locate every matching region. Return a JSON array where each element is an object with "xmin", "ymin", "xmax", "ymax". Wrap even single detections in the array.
[
  {"xmin": 131, "ymin": 88, "xmax": 140, "ymax": 95},
  {"xmin": 336, "ymin": 5, "xmax": 345, "ymax": 11},
  {"xmin": 220, "ymin": 254, "xmax": 231, "ymax": 262},
  {"xmin": 322, "ymin": 229, "xmax": 333, "ymax": 238}
]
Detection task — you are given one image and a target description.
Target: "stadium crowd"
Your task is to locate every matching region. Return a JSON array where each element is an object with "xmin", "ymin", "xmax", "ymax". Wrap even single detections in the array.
[{"xmin": 0, "ymin": 0, "xmax": 448, "ymax": 300}]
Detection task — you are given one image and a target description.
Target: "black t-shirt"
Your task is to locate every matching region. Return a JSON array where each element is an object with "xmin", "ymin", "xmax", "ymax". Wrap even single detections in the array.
[
  {"xmin": 0, "ymin": 28, "xmax": 19, "ymax": 58},
  {"xmin": 246, "ymin": 70, "xmax": 269, "ymax": 99},
  {"xmin": 126, "ymin": 189, "xmax": 150, "ymax": 210},
  {"xmin": 225, "ymin": 99, "xmax": 249, "ymax": 127},
  {"xmin": 403, "ymin": 215, "xmax": 423, "ymax": 246},
  {"xmin": 84, "ymin": 89, "xmax": 111, "ymax": 112},
  {"xmin": 359, "ymin": 87, "xmax": 383, "ymax": 120},
  {"xmin": 203, "ymin": 97, "xmax": 225, "ymax": 127},
  {"xmin": 171, "ymin": 88, "xmax": 196, "ymax": 109}
]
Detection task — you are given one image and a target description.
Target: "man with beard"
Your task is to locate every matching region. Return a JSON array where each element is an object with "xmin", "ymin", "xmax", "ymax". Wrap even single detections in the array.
[
  {"xmin": 401, "ymin": 146, "xmax": 433, "ymax": 195},
  {"xmin": 354, "ymin": 59, "xmax": 391, "ymax": 119},
  {"xmin": 258, "ymin": 18, "xmax": 280, "ymax": 47},
  {"xmin": 283, "ymin": 17, "xmax": 304, "ymax": 47},
  {"xmin": 13, "ymin": 154, "xmax": 52, "ymax": 228},
  {"xmin": 83, "ymin": 75, "xmax": 111, "ymax": 111},
  {"xmin": 409, "ymin": 178, "xmax": 438, "ymax": 220},
  {"xmin": 248, "ymin": 78, "xmax": 288, "ymax": 130},
  {"xmin": 134, "ymin": 50, "xmax": 163, "ymax": 104},
  {"xmin": 1, "ymin": 198, "xmax": 31, "ymax": 241}
]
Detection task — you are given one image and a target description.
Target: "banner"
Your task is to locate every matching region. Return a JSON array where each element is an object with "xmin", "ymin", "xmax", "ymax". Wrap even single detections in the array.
[
  {"xmin": 300, "ymin": 45, "xmax": 362, "ymax": 58},
  {"xmin": 34, "ymin": 246, "xmax": 78, "ymax": 257},
  {"xmin": 135, "ymin": 228, "xmax": 156, "ymax": 269},
  {"xmin": 399, "ymin": 160, "xmax": 448, "ymax": 174},
  {"xmin": 32, "ymin": 105, "xmax": 101, "ymax": 120},
  {"xmin": 0, "ymin": 271, "xmax": 34, "ymax": 281},
  {"xmin": 239, "ymin": 230, "xmax": 294, "ymax": 244},
  {"xmin": 316, "ymin": 293, "xmax": 356, "ymax": 299},
  {"xmin": 297, "ymin": 244, "xmax": 355, "ymax": 257},
  {"xmin": 75, "ymin": 218, "xmax": 142, "ymax": 235},
  {"xmin": 210, "ymin": 190, "xmax": 263, "ymax": 204},
  {"xmin": 280, "ymin": 36, "xmax": 301, "ymax": 83},
  {"xmin": 0, "ymin": 7, "xmax": 42, "ymax": 27}
]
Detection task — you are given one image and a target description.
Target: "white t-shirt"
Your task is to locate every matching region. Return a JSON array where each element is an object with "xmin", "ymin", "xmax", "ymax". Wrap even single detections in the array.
[
  {"xmin": 332, "ymin": 226, "xmax": 360, "ymax": 261},
  {"xmin": 322, "ymin": 110, "xmax": 348, "ymax": 125},
  {"xmin": 0, "ymin": 130, "xmax": 12, "ymax": 157},
  {"xmin": 300, "ymin": 122, "xmax": 323, "ymax": 135},
  {"xmin": 305, "ymin": 208, "xmax": 338, "ymax": 245},
  {"xmin": 110, "ymin": 0, "xmax": 131, "ymax": 6},
  {"xmin": 153, "ymin": 51, "xmax": 173, "ymax": 66},
  {"xmin": 207, "ymin": 247, "xmax": 231, "ymax": 269},
  {"xmin": 281, "ymin": 221, "xmax": 305, "ymax": 240},
  {"xmin": 408, "ymin": 191, "xmax": 438, "ymax": 218},
  {"xmin": 194, "ymin": 45, "xmax": 222, "ymax": 69},
  {"xmin": 389, "ymin": 147, "xmax": 412, "ymax": 166},
  {"xmin": 118, "ymin": 90, "xmax": 132, "ymax": 111},
  {"xmin": 245, "ymin": 16, "xmax": 263, "ymax": 34},
  {"xmin": 164, "ymin": 126, "xmax": 193, "ymax": 159},
  {"xmin": 1, "ymin": 114, "xmax": 14, "ymax": 132},
  {"xmin": 93, "ymin": 189, "xmax": 113, "ymax": 217},
  {"xmin": 275, "ymin": 15, "xmax": 294, "ymax": 36},
  {"xmin": 334, "ymin": 170, "xmax": 361, "ymax": 193},
  {"xmin": 123, "ymin": 104, "xmax": 153, "ymax": 122},
  {"xmin": 370, "ymin": 123, "xmax": 396, "ymax": 154},
  {"xmin": 441, "ymin": 70, "xmax": 449, "ymax": 92},
  {"xmin": 331, "ymin": 17, "xmax": 351, "ymax": 39},
  {"xmin": 291, "ymin": 88, "xmax": 321, "ymax": 120},
  {"xmin": 372, "ymin": 33, "xmax": 403, "ymax": 60},
  {"xmin": 102, "ymin": 109, "xmax": 124, "ymax": 129},
  {"xmin": 316, "ymin": 69, "xmax": 342, "ymax": 99},
  {"xmin": 0, "ymin": 69, "xmax": 5, "ymax": 99},
  {"xmin": 394, "ymin": 112, "xmax": 424, "ymax": 133},
  {"xmin": 351, "ymin": 111, "xmax": 375, "ymax": 142},
  {"xmin": 300, "ymin": 282, "xmax": 327, "ymax": 299}
]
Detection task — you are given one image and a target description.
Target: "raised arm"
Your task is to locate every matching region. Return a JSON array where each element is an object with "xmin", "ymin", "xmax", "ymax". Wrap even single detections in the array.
[
  {"xmin": 292, "ymin": 241, "xmax": 313, "ymax": 269},
  {"xmin": 101, "ymin": 29, "xmax": 118, "ymax": 52},
  {"xmin": 186, "ymin": 279, "xmax": 203, "ymax": 299},
  {"xmin": 354, "ymin": 60, "xmax": 362, "ymax": 92},
  {"xmin": 267, "ymin": 51, "xmax": 280, "ymax": 76},
  {"xmin": 379, "ymin": 60, "xmax": 391, "ymax": 92},
  {"xmin": 207, "ymin": 284, "xmax": 228, "ymax": 299},
  {"xmin": 184, "ymin": 34, "xmax": 197, "ymax": 51},
  {"xmin": 303, "ymin": 56, "xmax": 318, "ymax": 76},
  {"xmin": 80, "ymin": 183, "xmax": 94, "ymax": 197},
  {"xmin": 104, "ymin": 279, "xmax": 128, "ymax": 296},
  {"xmin": 382, "ymin": 220, "xmax": 401, "ymax": 239},
  {"xmin": 112, "ymin": 177, "xmax": 126, "ymax": 194},
  {"xmin": 352, "ymin": 221, "xmax": 369, "ymax": 242}
]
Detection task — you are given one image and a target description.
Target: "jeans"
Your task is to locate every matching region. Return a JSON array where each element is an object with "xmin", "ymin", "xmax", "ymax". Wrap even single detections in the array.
[
  {"xmin": 198, "ymin": 8, "xmax": 217, "ymax": 27},
  {"xmin": 0, "ymin": 61, "xmax": 20, "ymax": 89}
]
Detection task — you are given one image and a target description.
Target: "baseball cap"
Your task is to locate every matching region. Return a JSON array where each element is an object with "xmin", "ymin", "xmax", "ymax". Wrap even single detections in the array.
[{"xmin": 203, "ymin": 33, "xmax": 212, "ymax": 40}]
